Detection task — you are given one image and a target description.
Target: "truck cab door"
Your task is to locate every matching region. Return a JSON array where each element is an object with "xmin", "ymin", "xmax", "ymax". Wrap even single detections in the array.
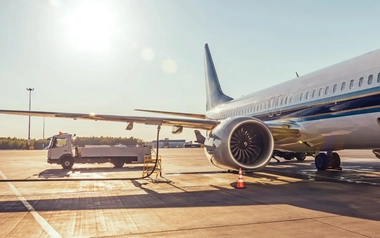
[{"xmin": 49, "ymin": 136, "xmax": 71, "ymax": 159}]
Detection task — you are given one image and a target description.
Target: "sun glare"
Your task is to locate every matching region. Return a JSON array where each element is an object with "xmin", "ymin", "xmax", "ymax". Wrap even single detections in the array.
[
  {"xmin": 161, "ymin": 59, "xmax": 177, "ymax": 74},
  {"xmin": 67, "ymin": 3, "xmax": 115, "ymax": 51}
]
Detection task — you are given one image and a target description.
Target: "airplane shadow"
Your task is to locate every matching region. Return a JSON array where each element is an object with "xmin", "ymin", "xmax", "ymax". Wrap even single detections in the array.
[
  {"xmin": 263, "ymin": 160, "xmax": 380, "ymax": 184},
  {"xmin": 1, "ymin": 178, "xmax": 380, "ymax": 222}
]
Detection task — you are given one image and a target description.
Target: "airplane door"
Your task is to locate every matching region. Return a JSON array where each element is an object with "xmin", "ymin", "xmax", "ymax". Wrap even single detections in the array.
[
  {"xmin": 268, "ymin": 97, "xmax": 274, "ymax": 117},
  {"xmin": 275, "ymin": 95, "xmax": 282, "ymax": 116}
]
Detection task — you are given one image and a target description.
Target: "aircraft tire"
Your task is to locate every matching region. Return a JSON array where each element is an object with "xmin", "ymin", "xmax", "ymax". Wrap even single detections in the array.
[
  {"xmin": 296, "ymin": 153, "xmax": 307, "ymax": 161},
  {"xmin": 329, "ymin": 152, "xmax": 341, "ymax": 169},
  {"xmin": 315, "ymin": 153, "xmax": 328, "ymax": 171},
  {"xmin": 61, "ymin": 156, "xmax": 74, "ymax": 170}
]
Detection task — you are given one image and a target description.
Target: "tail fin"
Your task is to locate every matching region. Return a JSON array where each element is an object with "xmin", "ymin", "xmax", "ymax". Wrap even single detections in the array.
[{"xmin": 204, "ymin": 44, "xmax": 233, "ymax": 111}]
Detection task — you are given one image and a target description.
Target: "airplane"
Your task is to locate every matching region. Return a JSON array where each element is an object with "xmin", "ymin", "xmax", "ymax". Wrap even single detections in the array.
[{"xmin": 1, "ymin": 43, "xmax": 380, "ymax": 172}]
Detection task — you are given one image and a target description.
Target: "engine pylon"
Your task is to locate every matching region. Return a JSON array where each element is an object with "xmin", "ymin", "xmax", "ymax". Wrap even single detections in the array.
[{"xmin": 236, "ymin": 168, "xmax": 246, "ymax": 189}]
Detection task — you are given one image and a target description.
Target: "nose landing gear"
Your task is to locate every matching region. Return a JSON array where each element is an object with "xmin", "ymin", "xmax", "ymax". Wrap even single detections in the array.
[{"xmin": 315, "ymin": 151, "xmax": 341, "ymax": 171}]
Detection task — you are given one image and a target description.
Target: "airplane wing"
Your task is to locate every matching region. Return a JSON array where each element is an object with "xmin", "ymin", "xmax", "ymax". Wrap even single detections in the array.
[
  {"xmin": 0, "ymin": 109, "xmax": 218, "ymax": 130},
  {"xmin": 0, "ymin": 109, "xmax": 300, "ymax": 141},
  {"xmin": 135, "ymin": 109, "xmax": 206, "ymax": 119}
]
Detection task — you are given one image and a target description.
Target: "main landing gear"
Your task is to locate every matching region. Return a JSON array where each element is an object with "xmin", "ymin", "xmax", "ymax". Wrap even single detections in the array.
[{"xmin": 314, "ymin": 151, "xmax": 341, "ymax": 171}]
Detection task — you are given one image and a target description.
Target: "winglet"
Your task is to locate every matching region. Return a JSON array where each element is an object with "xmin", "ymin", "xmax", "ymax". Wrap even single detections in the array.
[
  {"xmin": 194, "ymin": 130, "xmax": 206, "ymax": 144},
  {"xmin": 204, "ymin": 44, "xmax": 233, "ymax": 111}
]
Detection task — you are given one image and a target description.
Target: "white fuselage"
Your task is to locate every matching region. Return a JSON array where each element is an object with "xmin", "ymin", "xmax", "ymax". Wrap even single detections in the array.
[{"xmin": 205, "ymin": 48, "xmax": 380, "ymax": 153}]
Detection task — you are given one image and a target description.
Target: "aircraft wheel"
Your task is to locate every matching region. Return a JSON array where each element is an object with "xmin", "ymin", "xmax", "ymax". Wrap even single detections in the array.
[
  {"xmin": 113, "ymin": 158, "xmax": 124, "ymax": 168},
  {"xmin": 296, "ymin": 153, "xmax": 307, "ymax": 161},
  {"xmin": 315, "ymin": 153, "xmax": 328, "ymax": 171},
  {"xmin": 61, "ymin": 156, "xmax": 74, "ymax": 170},
  {"xmin": 329, "ymin": 152, "xmax": 341, "ymax": 169}
]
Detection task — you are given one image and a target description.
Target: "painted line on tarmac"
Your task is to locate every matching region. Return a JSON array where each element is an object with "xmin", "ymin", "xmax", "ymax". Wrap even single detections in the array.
[{"xmin": 0, "ymin": 170, "xmax": 61, "ymax": 238}]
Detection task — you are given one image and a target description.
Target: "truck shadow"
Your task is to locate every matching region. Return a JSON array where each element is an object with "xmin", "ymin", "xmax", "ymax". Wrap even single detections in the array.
[
  {"xmin": 38, "ymin": 166, "xmax": 144, "ymax": 178},
  {"xmin": 38, "ymin": 169, "xmax": 70, "ymax": 178}
]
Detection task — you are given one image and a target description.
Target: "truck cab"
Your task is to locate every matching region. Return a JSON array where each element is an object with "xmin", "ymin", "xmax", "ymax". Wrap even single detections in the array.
[{"xmin": 47, "ymin": 133, "xmax": 75, "ymax": 169}]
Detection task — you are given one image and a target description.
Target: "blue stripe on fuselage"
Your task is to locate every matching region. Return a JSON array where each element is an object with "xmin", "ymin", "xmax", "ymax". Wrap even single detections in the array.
[{"xmin": 251, "ymin": 86, "xmax": 380, "ymax": 122}]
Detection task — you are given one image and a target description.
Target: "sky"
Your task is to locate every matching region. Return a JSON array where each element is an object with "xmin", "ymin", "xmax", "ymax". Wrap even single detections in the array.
[{"xmin": 1, "ymin": 0, "xmax": 380, "ymax": 142}]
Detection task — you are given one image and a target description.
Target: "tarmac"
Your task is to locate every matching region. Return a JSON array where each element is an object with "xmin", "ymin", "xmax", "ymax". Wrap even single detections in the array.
[{"xmin": 0, "ymin": 149, "xmax": 380, "ymax": 237}]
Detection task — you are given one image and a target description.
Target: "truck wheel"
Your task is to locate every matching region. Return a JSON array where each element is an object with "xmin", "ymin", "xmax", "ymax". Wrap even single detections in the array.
[
  {"xmin": 113, "ymin": 158, "xmax": 124, "ymax": 168},
  {"xmin": 296, "ymin": 153, "xmax": 307, "ymax": 161},
  {"xmin": 283, "ymin": 155, "xmax": 294, "ymax": 160},
  {"xmin": 61, "ymin": 156, "xmax": 74, "ymax": 169}
]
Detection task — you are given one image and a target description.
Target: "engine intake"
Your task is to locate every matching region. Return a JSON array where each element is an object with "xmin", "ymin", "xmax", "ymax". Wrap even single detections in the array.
[{"xmin": 204, "ymin": 117, "xmax": 274, "ymax": 170}]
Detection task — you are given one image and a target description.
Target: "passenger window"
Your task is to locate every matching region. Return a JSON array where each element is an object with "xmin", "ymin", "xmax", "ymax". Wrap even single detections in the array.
[
  {"xmin": 325, "ymin": 86, "xmax": 329, "ymax": 95},
  {"xmin": 377, "ymin": 73, "xmax": 380, "ymax": 83},
  {"xmin": 341, "ymin": 82, "xmax": 346, "ymax": 91},
  {"xmin": 289, "ymin": 96, "xmax": 293, "ymax": 103},
  {"xmin": 349, "ymin": 79, "xmax": 354, "ymax": 89},
  {"xmin": 359, "ymin": 77, "xmax": 364, "ymax": 87},
  {"xmin": 312, "ymin": 89, "xmax": 316, "ymax": 98},
  {"xmin": 333, "ymin": 84, "xmax": 337, "ymax": 93},
  {"xmin": 305, "ymin": 91, "xmax": 309, "ymax": 100},
  {"xmin": 368, "ymin": 74, "xmax": 373, "ymax": 85},
  {"xmin": 318, "ymin": 88, "xmax": 323, "ymax": 97},
  {"xmin": 300, "ymin": 93, "xmax": 303, "ymax": 101},
  {"xmin": 285, "ymin": 97, "xmax": 288, "ymax": 105}
]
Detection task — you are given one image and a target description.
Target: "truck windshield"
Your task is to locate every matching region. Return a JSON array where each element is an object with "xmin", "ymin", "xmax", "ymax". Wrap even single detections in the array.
[{"xmin": 49, "ymin": 137, "xmax": 67, "ymax": 148}]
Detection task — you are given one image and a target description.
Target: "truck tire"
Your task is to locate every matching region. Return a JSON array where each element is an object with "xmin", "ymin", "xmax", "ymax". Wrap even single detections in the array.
[
  {"xmin": 113, "ymin": 158, "xmax": 124, "ymax": 168},
  {"xmin": 61, "ymin": 156, "xmax": 74, "ymax": 169},
  {"xmin": 296, "ymin": 153, "xmax": 307, "ymax": 161}
]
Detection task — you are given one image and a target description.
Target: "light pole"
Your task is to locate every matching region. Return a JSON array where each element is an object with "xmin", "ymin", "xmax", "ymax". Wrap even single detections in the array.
[
  {"xmin": 26, "ymin": 88, "xmax": 34, "ymax": 149},
  {"xmin": 42, "ymin": 117, "xmax": 45, "ymax": 148}
]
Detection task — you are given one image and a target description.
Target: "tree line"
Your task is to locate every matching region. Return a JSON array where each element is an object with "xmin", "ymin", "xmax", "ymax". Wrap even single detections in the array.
[{"xmin": 0, "ymin": 136, "xmax": 145, "ymax": 150}]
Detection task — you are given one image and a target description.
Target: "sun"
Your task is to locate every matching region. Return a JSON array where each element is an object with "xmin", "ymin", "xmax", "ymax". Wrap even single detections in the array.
[{"xmin": 66, "ymin": 2, "xmax": 115, "ymax": 51}]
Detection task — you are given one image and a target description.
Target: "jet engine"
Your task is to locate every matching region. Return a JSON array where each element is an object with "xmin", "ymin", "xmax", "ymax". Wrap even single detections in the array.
[{"xmin": 203, "ymin": 117, "xmax": 274, "ymax": 170}]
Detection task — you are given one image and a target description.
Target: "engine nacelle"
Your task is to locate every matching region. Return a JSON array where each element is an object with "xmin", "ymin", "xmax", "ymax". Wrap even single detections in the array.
[{"xmin": 204, "ymin": 117, "xmax": 274, "ymax": 170}]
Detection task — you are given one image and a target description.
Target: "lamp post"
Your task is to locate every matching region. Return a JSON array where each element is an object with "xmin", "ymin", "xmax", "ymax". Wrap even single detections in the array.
[
  {"xmin": 42, "ymin": 117, "xmax": 45, "ymax": 148},
  {"xmin": 26, "ymin": 88, "xmax": 34, "ymax": 149}
]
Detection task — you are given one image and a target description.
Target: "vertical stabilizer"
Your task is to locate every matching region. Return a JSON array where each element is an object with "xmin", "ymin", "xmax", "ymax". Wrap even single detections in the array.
[{"xmin": 204, "ymin": 44, "xmax": 233, "ymax": 111}]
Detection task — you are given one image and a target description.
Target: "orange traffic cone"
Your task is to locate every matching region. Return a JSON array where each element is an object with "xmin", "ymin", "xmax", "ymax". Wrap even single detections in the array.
[{"xmin": 236, "ymin": 168, "xmax": 245, "ymax": 189}]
